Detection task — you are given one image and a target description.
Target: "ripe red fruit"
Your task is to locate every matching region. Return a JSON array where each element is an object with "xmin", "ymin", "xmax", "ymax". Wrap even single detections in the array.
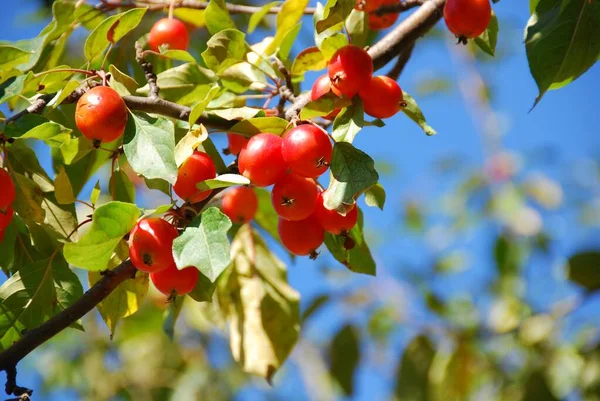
[
  {"xmin": 359, "ymin": 76, "xmax": 404, "ymax": 119},
  {"xmin": 355, "ymin": 0, "xmax": 384, "ymax": 12},
  {"xmin": 272, "ymin": 174, "xmax": 318, "ymax": 221},
  {"xmin": 173, "ymin": 151, "xmax": 217, "ymax": 203},
  {"xmin": 148, "ymin": 18, "xmax": 190, "ymax": 52},
  {"xmin": 150, "ymin": 263, "xmax": 199, "ymax": 296},
  {"xmin": 129, "ymin": 218, "xmax": 178, "ymax": 273},
  {"xmin": 444, "ymin": 0, "xmax": 491, "ymax": 41},
  {"xmin": 0, "ymin": 206, "xmax": 14, "ymax": 230},
  {"xmin": 238, "ymin": 133, "xmax": 288, "ymax": 187},
  {"xmin": 282, "ymin": 125, "xmax": 332, "ymax": 178},
  {"xmin": 0, "ymin": 169, "xmax": 15, "ymax": 209},
  {"xmin": 75, "ymin": 86, "xmax": 128, "ymax": 143},
  {"xmin": 368, "ymin": 0, "xmax": 400, "ymax": 30},
  {"xmin": 278, "ymin": 216, "xmax": 325, "ymax": 256},
  {"xmin": 328, "ymin": 45, "xmax": 373, "ymax": 98},
  {"xmin": 310, "ymin": 75, "xmax": 341, "ymax": 120},
  {"xmin": 314, "ymin": 193, "xmax": 358, "ymax": 234},
  {"xmin": 221, "ymin": 186, "xmax": 258, "ymax": 224},
  {"xmin": 226, "ymin": 133, "xmax": 249, "ymax": 156}
]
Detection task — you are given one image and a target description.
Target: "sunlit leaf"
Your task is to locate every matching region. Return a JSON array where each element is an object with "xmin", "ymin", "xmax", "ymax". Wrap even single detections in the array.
[{"xmin": 84, "ymin": 8, "xmax": 146, "ymax": 61}]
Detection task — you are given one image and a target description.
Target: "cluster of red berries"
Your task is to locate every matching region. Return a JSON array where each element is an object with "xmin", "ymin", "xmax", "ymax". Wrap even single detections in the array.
[
  {"xmin": 223, "ymin": 123, "xmax": 358, "ymax": 257},
  {"xmin": 129, "ymin": 217, "xmax": 199, "ymax": 297},
  {"xmin": 311, "ymin": 45, "xmax": 405, "ymax": 120},
  {"xmin": 0, "ymin": 167, "xmax": 16, "ymax": 243}
]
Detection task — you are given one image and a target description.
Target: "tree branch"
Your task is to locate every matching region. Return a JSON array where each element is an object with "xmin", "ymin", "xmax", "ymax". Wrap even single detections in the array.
[
  {"xmin": 135, "ymin": 42, "xmax": 159, "ymax": 99},
  {"xmin": 386, "ymin": 42, "xmax": 415, "ymax": 80},
  {"xmin": 0, "ymin": 262, "xmax": 137, "ymax": 381},
  {"xmin": 285, "ymin": 0, "xmax": 445, "ymax": 120},
  {"xmin": 101, "ymin": 0, "xmax": 317, "ymax": 14}
]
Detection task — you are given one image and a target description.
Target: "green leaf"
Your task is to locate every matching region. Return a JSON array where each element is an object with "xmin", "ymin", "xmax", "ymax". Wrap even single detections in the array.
[
  {"xmin": 188, "ymin": 274, "xmax": 217, "ymax": 302},
  {"xmin": 189, "ymin": 84, "xmax": 221, "ymax": 125},
  {"xmin": 324, "ymin": 209, "xmax": 376, "ymax": 275},
  {"xmin": 395, "ymin": 335, "xmax": 436, "ymax": 401},
  {"xmin": 217, "ymin": 225, "xmax": 300, "ymax": 381},
  {"xmin": 229, "ymin": 117, "xmax": 289, "ymax": 137},
  {"xmin": 205, "ymin": 0, "xmax": 236, "ymax": 34},
  {"xmin": 162, "ymin": 296, "xmax": 184, "ymax": 341},
  {"xmin": 494, "ymin": 234, "xmax": 523, "ymax": 278},
  {"xmin": 0, "ymin": 45, "xmax": 33, "ymax": 71},
  {"xmin": 474, "ymin": 12, "xmax": 498, "ymax": 56},
  {"xmin": 316, "ymin": 0, "xmax": 354, "ymax": 34},
  {"xmin": 172, "ymin": 207, "xmax": 232, "ymax": 282},
  {"xmin": 402, "ymin": 91, "xmax": 436, "ymax": 136},
  {"xmin": 329, "ymin": 325, "xmax": 360, "ymax": 395},
  {"xmin": 173, "ymin": 7, "xmax": 206, "ymax": 27},
  {"xmin": 566, "ymin": 251, "xmax": 600, "ymax": 292},
  {"xmin": 209, "ymin": 107, "xmax": 262, "ymax": 121},
  {"xmin": 157, "ymin": 49, "xmax": 197, "ymax": 63},
  {"xmin": 332, "ymin": 101, "xmax": 364, "ymax": 143},
  {"xmin": 90, "ymin": 180, "xmax": 101, "ymax": 206},
  {"xmin": 123, "ymin": 112, "xmax": 178, "ymax": 185},
  {"xmin": 84, "ymin": 8, "xmax": 147, "ymax": 61},
  {"xmin": 201, "ymin": 29, "xmax": 249, "ymax": 73},
  {"xmin": 196, "ymin": 174, "xmax": 251, "ymax": 191},
  {"xmin": 63, "ymin": 202, "xmax": 141, "ymax": 271},
  {"xmin": 54, "ymin": 165, "xmax": 75, "ymax": 205},
  {"xmin": 88, "ymin": 243, "xmax": 148, "ymax": 338},
  {"xmin": 109, "ymin": 169, "xmax": 136, "ymax": 203},
  {"xmin": 220, "ymin": 63, "xmax": 268, "ymax": 94},
  {"xmin": 291, "ymin": 47, "xmax": 327, "ymax": 79},
  {"xmin": 323, "ymin": 142, "xmax": 379, "ymax": 210},
  {"xmin": 523, "ymin": 371, "xmax": 559, "ymax": 401},
  {"xmin": 278, "ymin": 22, "xmax": 302, "ymax": 60},
  {"xmin": 138, "ymin": 63, "xmax": 217, "ymax": 106},
  {"xmin": 266, "ymin": 0, "xmax": 310, "ymax": 55},
  {"xmin": 2, "ymin": 34, "xmax": 47, "ymax": 72},
  {"xmin": 525, "ymin": 0, "xmax": 600, "ymax": 107},
  {"xmin": 5, "ymin": 115, "xmax": 73, "ymax": 150},
  {"xmin": 299, "ymin": 95, "xmax": 352, "ymax": 120},
  {"xmin": 41, "ymin": 193, "xmax": 78, "ymax": 239},
  {"xmin": 109, "ymin": 64, "xmax": 139, "ymax": 96},
  {"xmin": 174, "ymin": 125, "xmax": 209, "ymax": 167},
  {"xmin": 0, "ymin": 74, "xmax": 28, "ymax": 104},
  {"xmin": 0, "ymin": 257, "xmax": 83, "ymax": 350},
  {"xmin": 253, "ymin": 187, "xmax": 282, "ymax": 244},
  {"xmin": 248, "ymin": 1, "xmax": 280, "ymax": 33},
  {"xmin": 346, "ymin": 9, "xmax": 369, "ymax": 48},
  {"xmin": 12, "ymin": 172, "xmax": 45, "ymax": 224},
  {"xmin": 364, "ymin": 183, "xmax": 386, "ymax": 210},
  {"xmin": 320, "ymin": 33, "xmax": 348, "ymax": 60}
]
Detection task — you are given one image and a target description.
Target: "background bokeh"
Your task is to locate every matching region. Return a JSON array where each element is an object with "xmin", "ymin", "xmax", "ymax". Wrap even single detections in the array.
[{"xmin": 1, "ymin": 1, "xmax": 600, "ymax": 400}]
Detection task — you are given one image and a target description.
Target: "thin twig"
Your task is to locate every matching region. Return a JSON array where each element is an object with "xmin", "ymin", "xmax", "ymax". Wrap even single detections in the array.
[
  {"xmin": 373, "ymin": 0, "xmax": 425, "ymax": 15},
  {"xmin": 135, "ymin": 42, "xmax": 159, "ymax": 99},
  {"xmin": 386, "ymin": 42, "xmax": 415, "ymax": 80}
]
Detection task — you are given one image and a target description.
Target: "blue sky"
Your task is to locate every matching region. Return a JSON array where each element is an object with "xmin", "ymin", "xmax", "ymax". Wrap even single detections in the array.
[{"xmin": 1, "ymin": 1, "xmax": 600, "ymax": 400}]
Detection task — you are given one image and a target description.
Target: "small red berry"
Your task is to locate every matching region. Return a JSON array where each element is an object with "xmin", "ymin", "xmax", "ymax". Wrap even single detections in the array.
[
  {"xmin": 359, "ymin": 76, "xmax": 404, "ymax": 119},
  {"xmin": 368, "ymin": 0, "xmax": 400, "ymax": 30},
  {"xmin": 129, "ymin": 218, "xmax": 178, "ymax": 273},
  {"xmin": 226, "ymin": 133, "xmax": 249, "ymax": 156},
  {"xmin": 173, "ymin": 151, "xmax": 217, "ymax": 203},
  {"xmin": 278, "ymin": 216, "xmax": 325, "ymax": 256},
  {"xmin": 150, "ymin": 263, "xmax": 199, "ymax": 296},
  {"xmin": 327, "ymin": 45, "xmax": 373, "ymax": 98},
  {"xmin": 282, "ymin": 125, "xmax": 332, "ymax": 179},
  {"xmin": 221, "ymin": 186, "xmax": 258, "ymax": 224},
  {"xmin": 75, "ymin": 86, "xmax": 128, "ymax": 143},
  {"xmin": 0, "ymin": 205, "xmax": 14, "ymax": 230},
  {"xmin": 310, "ymin": 75, "xmax": 341, "ymax": 120},
  {"xmin": 271, "ymin": 173, "xmax": 319, "ymax": 221},
  {"xmin": 238, "ymin": 133, "xmax": 288, "ymax": 187},
  {"xmin": 148, "ymin": 18, "xmax": 190, "ymax": 52},
  {"xmin": 355, "ymin": 0, "xmax": 385, "ymax": 12},
  {"xmin": 444, "ymin": 0, "xmax": 491, "ymax": 41},
  {"xmin": 0, "ymin": 169, "xmax": 15, "ymax": 209},
  {"xmin": 314, "ymin": 193, "xmax": 358, "ymax": 234}
]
